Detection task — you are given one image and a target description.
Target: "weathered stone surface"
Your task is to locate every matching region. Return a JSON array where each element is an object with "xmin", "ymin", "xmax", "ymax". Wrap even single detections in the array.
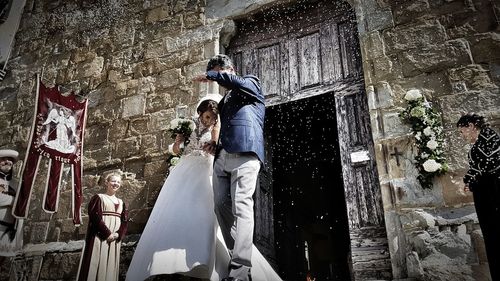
[
  {"xmin": 29, "ymin": 222, "xmax": 49, "ymax": 244},
  {"xmin": 448, "ymin": 64, "xmax": 498, "ymax": 94},
  {"xmin": 436, "ymin": 91, "xmax": 500, "ymax": 130},
  {"xmin": 128, "ymin": 117, "xmax": 151, "ymax": 136},
  {"xmin": 392, "ymin": 0, "xmax": 430, "ymax": 25},
  {"xmin": 438, "ymin": 173, "xmax": 474, "ymax": 207},
  {"xmin": 383, "ymin": 19, "xmax": 447, "ymax": 53},
  {"xmin": 469, "ymin": 32, "xmax": 500, "ymax": 63},
  {"xmin": 122, "ymin": 94, "xmax": 146, "ymax": 118},
  {"xmin": 114, "ymin": 137, "xmax": 140, "ymax": 159},
  {"xmin": 406, "ymin": 251, "xmax": 424, "ymax": 278},
  {"xmin": 145, "ymin": 6, "xmax": 170, "ymax": 24},
  {"xmin": 155, "ymin": 68, "xmax": 184, "ymax": 89},
  {"xmin": 401, "ymin": 39, "xmax": 473, "ymax": 77},
  {"xmin": 38, "ymin": 252, "xmax": 80, "ymax": 279}
]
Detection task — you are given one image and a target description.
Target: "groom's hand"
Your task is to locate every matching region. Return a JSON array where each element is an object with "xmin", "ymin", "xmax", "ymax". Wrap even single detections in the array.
[{"xmin": 192, "ymin": 73, "xmax": 209, "ymax": 82}]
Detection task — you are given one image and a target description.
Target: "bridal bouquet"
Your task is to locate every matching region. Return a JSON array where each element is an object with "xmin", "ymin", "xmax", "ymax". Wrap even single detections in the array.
[
  {"xmin": 168, "ymin": 118, "xmax": 196, "ymax": 143},
  {"xmin": 167, "ymin": 118, "xmax": 196, "ymax": 168}
]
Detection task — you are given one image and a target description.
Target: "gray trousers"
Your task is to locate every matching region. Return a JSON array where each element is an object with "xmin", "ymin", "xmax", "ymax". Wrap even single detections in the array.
[{"xmin": 213, "ymin": 149, "xmax": 261, "ymax": 281}]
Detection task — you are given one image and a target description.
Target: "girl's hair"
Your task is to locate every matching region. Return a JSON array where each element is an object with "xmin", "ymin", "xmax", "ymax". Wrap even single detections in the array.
[
  {"xmin": 197, "ymin": 99, "xmax": 219, "ymax": 116},
  {"xmin": 105, "ymin": 173, "xmax": 122, "ymax": 182},
  {"xmin": 456, "ymin": 113, "xmax": 489, "ymax": 129}
]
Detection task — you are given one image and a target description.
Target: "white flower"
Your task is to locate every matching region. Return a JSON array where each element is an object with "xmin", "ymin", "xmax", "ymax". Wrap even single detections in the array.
[
  {"xmin": 422, "ymin": 159, "xmax": 442, "ymax": 172},
  {"xmin": 426, "ymin": 139, "xmax": 439, "ymax": 150},
  {"xmin": 421, "ymin": 152, "xmax": 429, "ymax": 159},
  {"xmin": 188, "ymin": 120, "xmax": 196, "ymax": 131},
  {"xmin": 423, "ymin": 127, "xmax": 434, "ymax": 136},
  {"xmin": 170, "ymin": 118, "xmax": 180, "ymax": 129},
  {"xmin": 404, "ymin": 89, "xmax": 423, "ymax": 101},
  {"xmin": 170, "ymin": 156, "xmax": 180, "ymax": 166},
  {"xmin": 424, "ymin": 117, "xmax": 435, "ymax": 125},
  {"xmin": 415, "ymin": 132, "xmax": 422, "ymax": 140},
  {"xmin": 410, "ymin": 106, "xmax": 426, "ymax": 118}
]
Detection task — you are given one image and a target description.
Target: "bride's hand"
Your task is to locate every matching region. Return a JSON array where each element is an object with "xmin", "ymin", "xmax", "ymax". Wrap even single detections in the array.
[
  {"xmin": 202, "ymin": 141, "xmax": 216, "ymax": 155},
  {"xmin": 175, "ymin": 134, "xmax": 185, "ymax": 144}
]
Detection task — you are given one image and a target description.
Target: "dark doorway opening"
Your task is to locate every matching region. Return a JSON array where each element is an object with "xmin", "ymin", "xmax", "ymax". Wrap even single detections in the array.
[{"xmin": 266, "ymin": 94, "xmax": 351, "ymax": 281}]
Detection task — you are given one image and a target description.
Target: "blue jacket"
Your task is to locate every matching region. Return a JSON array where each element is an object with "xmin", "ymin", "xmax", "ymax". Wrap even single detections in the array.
[{"xmin": 206, "ymin": 71, "xmax": 265, "ymax": 164}]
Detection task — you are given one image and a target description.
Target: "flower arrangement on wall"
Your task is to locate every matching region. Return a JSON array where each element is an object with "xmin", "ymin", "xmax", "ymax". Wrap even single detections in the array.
[{"xmin": 399, "ymin": 89, "xmax": 448, "ymax": 188}]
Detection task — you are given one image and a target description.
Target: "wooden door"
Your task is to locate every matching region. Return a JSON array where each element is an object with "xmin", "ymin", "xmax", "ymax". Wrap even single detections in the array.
[{"xmin": 227, "ymin": 1, "xmax": 391, "ymax": 279}]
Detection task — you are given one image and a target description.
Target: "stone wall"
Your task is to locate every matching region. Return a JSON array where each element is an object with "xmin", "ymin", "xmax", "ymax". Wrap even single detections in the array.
[
  {"xmin": 353, "ymin": 0, "xmax": 499, "ymax": 280},
  {"xmin": 0, "ymin": 0, "xmax": 499, "ymax": 280},
  {"xmin": 0, "ymin": 0, "xmax": 228, "ymax": 279}
]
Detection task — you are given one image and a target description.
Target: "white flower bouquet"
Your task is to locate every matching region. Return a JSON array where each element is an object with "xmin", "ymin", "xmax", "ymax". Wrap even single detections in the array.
[
  {"xmin": 166, "ymin": 118, "xmax": 196, "ymax": 167},
  {"xmin": 399, "ymin": 89, "xmax": 448, "ymax": 188},
  {"xmin": 168, "ymin": 118, "xmax": 196, "ymax": 142}
]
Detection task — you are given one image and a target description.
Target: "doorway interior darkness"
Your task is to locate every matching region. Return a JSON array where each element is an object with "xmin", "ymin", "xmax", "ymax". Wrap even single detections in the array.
[{"xmin": 266, "ymin": 93, "xmax": 351, "ymax": 281}]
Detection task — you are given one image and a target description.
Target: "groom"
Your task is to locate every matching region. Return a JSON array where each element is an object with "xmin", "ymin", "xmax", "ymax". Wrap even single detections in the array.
[{"xmin": 194, "ymin": 54, "xmax": 265, "ymax": 281}]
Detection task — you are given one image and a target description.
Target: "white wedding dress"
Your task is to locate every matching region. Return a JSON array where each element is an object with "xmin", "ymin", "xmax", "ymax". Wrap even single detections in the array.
[{"xmin": 125, "ymin": 118, "xmax": 282, "ymax": 281}]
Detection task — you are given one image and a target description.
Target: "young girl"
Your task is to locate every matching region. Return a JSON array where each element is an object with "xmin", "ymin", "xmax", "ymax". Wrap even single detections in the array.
[
  {"xmin": 77, "ymin": 173, "xmax": 128, "ymax": 281},
  {"xmin": 125, "ymin": 94, "xmax": 282, "ymax": 281}
]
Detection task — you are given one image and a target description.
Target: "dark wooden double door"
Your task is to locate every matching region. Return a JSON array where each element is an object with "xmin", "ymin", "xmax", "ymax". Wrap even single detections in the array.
[{"xmin": 227, "ymin": 1, "xmax": 391, "ymax": 280}]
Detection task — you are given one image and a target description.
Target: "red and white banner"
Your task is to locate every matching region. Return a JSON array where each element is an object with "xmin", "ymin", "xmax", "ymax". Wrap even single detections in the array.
[{"xmin": 13, "ymin": 76, "xmax": 88, "ymax": 225}]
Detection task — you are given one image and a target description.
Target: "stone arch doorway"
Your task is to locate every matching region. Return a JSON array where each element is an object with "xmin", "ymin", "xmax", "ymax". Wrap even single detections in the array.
[{"xmin": 225, "ymin": 0, "xmax": 392, "ymax": 280}]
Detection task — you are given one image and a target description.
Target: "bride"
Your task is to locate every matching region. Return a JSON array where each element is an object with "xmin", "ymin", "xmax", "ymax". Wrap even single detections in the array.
[{"xmin": 125, "ymin": 94, "xmax": 281, "ymax": 281}]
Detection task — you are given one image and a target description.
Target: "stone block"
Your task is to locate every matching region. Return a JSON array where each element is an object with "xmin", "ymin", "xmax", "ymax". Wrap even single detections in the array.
[
  {"xmin": 365, "ymin": 9, "xmax": 394, "ymax": 32},
  {"xmin": 133, "ymin": 58, "xmax": 171, "ymax": 77},
  {"xmin": 10, "ymin": 255, "xmax": 44, "ymax": 281},
  {"xmin": 128, "ymin": 116, "xmax": 150, "ymax": 136},
  {"xmin": 140, "ymin": 134, "xmax": 160, "ymax": 156},
  {"xmin": 108, "ymin": 118, "xmax": 129, "ymax": 140},
  {"xmin": 150, "ymin": 109, "xmax": 176, "ymax": 132},
  {"xmin": 375, "ymin": 81, "xmax": 395, "ymax": 108},
  {"xmin": 448, "ymin": 64, "xmax": 498, "ymax": 94},
  {"xmin": 392, "ymin": 0, "xmax": 430, "ymax": 25},
  {"xmin": 146, "ymin": 91, "xmax": 175, "ymax": 113},
  {"xmin": 122, "ymin": 94, "xmax": 146, "ymax": 118},
  {"xmin": 114, "ymin": 137, "xmax": 140, "ymax": 158},
  {"xmin": 39, "ymin": 252, "xmax": 81, "ymax": 280},
  {"xmin": 143, "ymin": 159, "xmax": 168, "ymax": 179},
  {"xmin": 438, "ymin": 172, "xmax": 473, "ymax": 207},
  {"xmin": 145, "ymin": 6, "xmax": 170, "ymax": 24},
  {"xmin": 469, "ymin": 32, "xmax": 500, "ymax": 64},
  {"xmin": 406, "ymin": 251, "xmax": 424, "ymax": 278},
  {"xmin": 86, "ymin": 105, "xmax": 119, "ymax": 125},
  {"xmin": 144, "ymin": 40, "xmax": 165, "ymax": 60},
  {"xmin": 29, "ymin": 222, "xmax": 49, "ymax": 244},
  {"xmin": 183, "ymin": 11, "xmax": 206, "ymax": 29},
  {"xmin": 127, "ymin": 208, "xmax": 152, "ymax": 234},
  {"xmin": 384, "ymin": 19, "xmax": 447, "ymax": 53},
  {"xmin": 390, "ymin": 71, "xmax": 452, "ymax": 100},
  {"xmin": 155, "ymin": 68, "xmax": 184, "ymax": 89},
  {"xmin": 73, "ymin": 56, "xmax": 105, "ymax": 80},
  {"xmin": 84, "ymin": 124, "xmax": 109, "ymax": 145},
  {"xmin": 382, "ymin": 111, "xmax": 409, "ymax": 138},
  {"xmin": 470, "ymin": 229, "xmax": 488, "ymax": 263},
  {"xmin": 361, "ymin": 31, "xmax": 386, "ymax": 61},
  {"xmin": 391, "ymin": 176, "xmax": 444, "ymax": 208},
  {"xmin": 371, "ymin": 55, "xmax": 396, "ymax": 81},
  {"xmin": 401, "ymin": 39, "xmax": 473, "ymax": 77},
  {"xmin": 123, "ymin": 157, "xmax": 146, "ymax": 179},
  {"xmin": 436, "ymin": 91, "xmax": 500, "ymax": 131}
]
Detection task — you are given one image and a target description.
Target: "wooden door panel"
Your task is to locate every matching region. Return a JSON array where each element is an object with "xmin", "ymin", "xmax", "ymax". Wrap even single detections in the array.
[
  {"xmin": 320, "ymin": 22, "xmax": 343, "ymax": 83},
  {"xmin": 258, "ymin": 44, "xmax": 281, "ymax": 100},
  {"xmin": 296, "ymin": 31, "xmax": 322, "ymax": 88}
]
